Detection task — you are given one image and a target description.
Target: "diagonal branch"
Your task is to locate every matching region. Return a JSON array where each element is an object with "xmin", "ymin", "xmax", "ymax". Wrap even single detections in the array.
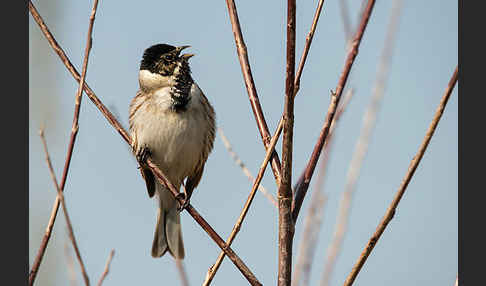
[
  {"xmin": 225, "ymin": 0, "xmax": 327, "ymax": 193},
  {"xmin": 224, "ymin": 0, "xmax": 282, "ymax": 183},
  {"xmin": 97, "ymin": 249, "xmax": 115, "ymax": 286},
  {"xmin": 218, "ymin": 127, "xmax": 277, "ymax": 207},
  {"xmin": 29, "ymin": 0, "xmax": 100, "ymax": 284},
  {"xmin": 320, "ymin": 2, "xmax": 403, "ymax": 285},
  {"xmin": 203, "ymin": 119, "xmax": 283, "ymax": 286},
  {"xmin": 29, "ymin": 3, "xmax": 261, "ymax": 285},
  {"xmin": 343, "ymin": 65, "xmax": 458, "ymax": 286},
  {"xmin": 39, "ymin": 129, "xmax": 91, "ymax": 286},
  {"xmin": 291, "ymin": 0, "xmax": 377, "ymax": 224},
  {"xmin": 292, "ymin": 89, "xmax": 353, "ymax": 286}
]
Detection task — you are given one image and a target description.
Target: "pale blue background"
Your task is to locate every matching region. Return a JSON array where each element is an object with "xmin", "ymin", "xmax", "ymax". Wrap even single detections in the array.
[{"xmin": 29, "ymin": 0, "xmax": 457, "ymax": 285}]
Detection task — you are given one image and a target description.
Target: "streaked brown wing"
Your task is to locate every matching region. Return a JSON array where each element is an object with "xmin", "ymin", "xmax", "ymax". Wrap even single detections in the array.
[{"xmin": 140, "ymin": 168, "xmax": 155, "ymax": 198}]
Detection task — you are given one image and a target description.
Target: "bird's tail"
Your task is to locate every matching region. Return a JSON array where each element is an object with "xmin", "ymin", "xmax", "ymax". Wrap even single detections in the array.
[{"xmin": 151, "ymin": 189, "xmax": 185, "ymax": 259}]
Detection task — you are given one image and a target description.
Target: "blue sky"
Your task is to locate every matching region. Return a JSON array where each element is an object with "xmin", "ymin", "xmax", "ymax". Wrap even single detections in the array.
[{"xmin": 29, "ymin": 0, "xmax": 457, "ymax": 285}]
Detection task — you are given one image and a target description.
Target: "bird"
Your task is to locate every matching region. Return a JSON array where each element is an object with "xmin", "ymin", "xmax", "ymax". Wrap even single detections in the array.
[{"xmin": 129, "ymin": 43, "xmax": 216, "ymax": 259}]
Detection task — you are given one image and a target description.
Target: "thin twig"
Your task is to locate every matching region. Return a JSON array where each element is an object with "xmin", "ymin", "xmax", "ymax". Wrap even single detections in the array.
[
  {"xmin": 203, "ymin": 120, "xmax": 283, "ymax": 286},
  {"xmin": 338, "ymin": 0, "xmax": 353, "ymax": 43},
  {"xmin": 29, "ymin": 1, "xmax": 100, "ymax": 284},
  {"xmin": 97, "ymin": 250, "xmax": 115, "ymax": 286},
  {"xmin": 39, "ymin": 129, "xmax": 90, "ymax": 286},
  {"xmin": 64, "ymin": 243, "xmax": 78, "ymax": 286},
  {"xmin": 343, "ymin": 66, "xmax": 458, "ymax": 286},
  {"xmin": 291, "ymin": 0, "xmax": 377, "ymax": 224},
  {"xmin": 224, "ymin": 0, "xmax": 283, "ymax": 183},
  {"xmin": 320, "ymin": 2, "xmax": 403, "ymax": 285},
  {"xmin": 218, "ymin": 127, "xmax": 277, "ymax": 208},
  {"xmin": 29, "ymin": 4, "xmax": 261, "ymax": 285},
  {"xmin": 225, "ymin": 0, "xmax": 327, "ymax": 191},
  {"xmin": 278, "ymin": 0, "xmax": 296, "ymax": 285},
  {"xmin": 175, "ymin": 259, "xmax": 190, "ymax": 286},
  {"xmin": 292, "ymin": 89, "xmax": 353, "ymax": 286},
  {"xmin": 294, "ymin": 0, "xmax": 326, "ymax": 95}
]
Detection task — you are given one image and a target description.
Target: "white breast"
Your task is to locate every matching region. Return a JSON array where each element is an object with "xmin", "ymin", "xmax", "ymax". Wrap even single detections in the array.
[{"xmin": 131, "ymin": 84, "xmax": 208, "ymax": 186}]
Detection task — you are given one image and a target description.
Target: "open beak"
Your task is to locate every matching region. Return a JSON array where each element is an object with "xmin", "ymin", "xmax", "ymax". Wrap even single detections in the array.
[{"xmin": 180, "ymin": 53, "xmax": 195, "ymax": 60}]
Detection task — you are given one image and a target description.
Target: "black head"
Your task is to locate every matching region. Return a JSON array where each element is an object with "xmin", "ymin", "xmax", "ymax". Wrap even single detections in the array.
[{"xmin": 140, "ymin": 43, "xmax": 193, "ymax": 76}]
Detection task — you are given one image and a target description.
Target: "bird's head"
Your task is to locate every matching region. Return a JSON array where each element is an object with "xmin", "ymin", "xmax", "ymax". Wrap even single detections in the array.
[{"xmin": 139, "ymin": 44, "xmax": 194, "ymax": 91}]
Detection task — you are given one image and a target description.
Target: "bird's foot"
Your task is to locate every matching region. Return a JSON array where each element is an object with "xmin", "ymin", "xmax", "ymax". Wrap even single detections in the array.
[
  {"xmin": 136, "ymin": 146, "xmax": 151, "ymax": 167},
  {"xmin": 176, "ymin": 193, "xmax": 190, "ymax": 212}
]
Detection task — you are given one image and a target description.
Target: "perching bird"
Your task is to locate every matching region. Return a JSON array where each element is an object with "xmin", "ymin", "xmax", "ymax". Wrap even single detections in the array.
[{"xmin": 129, "ymin": 44, "xmax": 216, "ymax": 259}]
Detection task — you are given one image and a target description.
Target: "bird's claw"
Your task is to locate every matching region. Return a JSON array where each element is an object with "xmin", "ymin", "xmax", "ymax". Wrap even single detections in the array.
[
  {"xmin": 176, "ymin": 193, "xmax": 190, "ymax": 211},
  {"xmin": 136, "ymin": 146, "xmax": 151, "ymax": 166}
]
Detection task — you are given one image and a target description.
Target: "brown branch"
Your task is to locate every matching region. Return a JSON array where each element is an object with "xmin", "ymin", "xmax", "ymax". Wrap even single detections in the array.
[
  {"xmin": 29, "ymin": 3, "xmax": 261, "ymax": 285},
  {"xmin": 39, "ymin": 129, "xmax": 91, "ymax": 286},
  {"xmin": 218, "ymin": 127, "xmax": 277, "ymax": 208},
  {"xmin": 320, "ymin": 2, "xmax": 403, "ymax": 285},
  {"xmin": 97, "ymin": 250, "xmax": 115, "ymax": 286},
  {"xmin": 64, "ymin": 243, "xmax": 78, "ymax": 286},
  {"xmin": 292, "ymin": 89, "xmax": 353, "ymax": 286},
  {"xmin": 203, "ymin": 119, "xmax": 283, "ymax": 286},
  {"xmin": 30, "ymin": 1, "xmax": 100, "ymax": 284},
  {"xmin": 294, "ymin": 0, "xmax": 326, "ymax": 95},
  {"xmin": 175, "ymin": 259, "xmax": 190, "ymax": 286},
  {"xmin": 224, "ymin": 0, "xmax": 283, "ymax": 183},
  {"xmin": 343, "ymin": 65, "xmax": 458, "ymax": 286},
  {"xmin": 338, "ymin": 0, "xmax": 353, "ymax": 43},
  {"xmin": 291, "ymin": 0, "xmax": 377, "ymax": 224},
  {"xmin": 278, "ymin": 1, "xmax": 296, "ymax": 285}
]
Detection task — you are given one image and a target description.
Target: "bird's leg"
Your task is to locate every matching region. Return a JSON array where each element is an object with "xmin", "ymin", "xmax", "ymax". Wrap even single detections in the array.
[
  {"xmin": 176, "ymin": 185, "xmax": 193, "ymax": 211},
  {"xmin": 136, "ymin": 145, "xmax": 151, "ymax": 168}
]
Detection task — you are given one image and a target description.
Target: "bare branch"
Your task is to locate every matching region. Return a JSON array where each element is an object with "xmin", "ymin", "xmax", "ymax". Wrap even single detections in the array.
[
  {"xmin": 29, "ymin": 3, "xmax": 261, "ymax": 284},
  {"xmin": 218, "ymin": 127, "xmax": 277, "ymax": 208},
  {"xmin": 175, "ymin": 259, "xmax": 190, "ymax": 286},
  {"xmin": 292, "ymin": 89, "xmax": 353, "ymax": 286},
  {"xmin": 277, "ymin": 1, "xmax": 297, "ymax": 285},
  {"xmin": 203, "ymin": 119, "xmax": 283, "ymax": 286},
  {"xmin": 97, "ymin": 250, "xmax": 115, "ymax": 286},
  {"xmin": 338, "ymin": 0, "xmax": 353, "ymax": 43},
  {"xmin": 343, "ymin": 65, "xmax": 458, "ymax": 286},
  {"xmin": 294, "ymin": 0, "xmax": 326, "ymax": 95},
  {"xmin": 29, "ymin": 1, "xmax": 100, "ymax": 284},
  {"xmin": 39, "ymin": 129, "xmax": 90, "ymax": 286},
  {"xmin": 64, "ymin": 243, "xmax": 78, "ymax": 286},
  {"xmin": 320, "ymin": 2, "xmax": 403, "ymax": 285},
  {"xmin": 291, "ymin": 0, "xmax": 377, "ymax": 224},
  {"xmin": 224, "ymin": 0, "xmax": 283, "ymax": 183}
]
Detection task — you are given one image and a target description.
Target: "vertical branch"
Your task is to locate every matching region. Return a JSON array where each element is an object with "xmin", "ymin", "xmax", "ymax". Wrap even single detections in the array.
[
  {"xmin": 278, "ymin": 1, "xmax": 296, "ymax": 285},
  {"xmin": 175, "ymin": 259, "xmax": 190, "ymax": 286},
  {"xmin": 39, "ymin": 130, "xmax": 91, "ymax": 286},
  {"xmin": 320, "ymin": 2, "xmax": 403, "ymax": 285},
  {"xmin": 29, "ymin": 0, "xmax": 100, "ymax": 284},
  {"xmin": 97, "ymin": 250, "xmax": 115, "ymax": 286},
  {"xmin": 343, "ymin": 66, "xmax": 458, "ymax": 286},
  {"xmin": 291, "ymin": 0, "xmax": 377, "ymax": 223}
]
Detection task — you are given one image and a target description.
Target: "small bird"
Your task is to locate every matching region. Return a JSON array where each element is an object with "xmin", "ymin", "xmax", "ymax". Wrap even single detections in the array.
[{"xmin": 129, "ymin": 43, "xmax": 216, "ymax": 259}]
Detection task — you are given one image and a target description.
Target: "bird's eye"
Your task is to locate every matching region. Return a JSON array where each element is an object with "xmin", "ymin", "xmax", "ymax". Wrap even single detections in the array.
[{"xmin": 164, "ymin": 54, "xmax": 173, "ymax": 61}]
